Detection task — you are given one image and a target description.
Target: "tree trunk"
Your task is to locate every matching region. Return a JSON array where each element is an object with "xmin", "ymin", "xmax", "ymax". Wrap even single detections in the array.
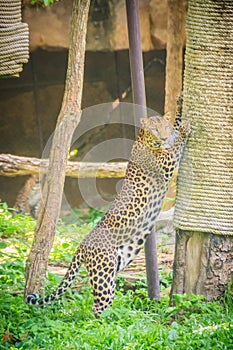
[
  {"xmin": 25, "ymin": 0, "xmax": 90, "ymax": 297},
  {"xmin": 172, "ymin": 0, "xmax": 233, "ymax": 299},
  {"xmin": 164, "ymin": 0, "xmax": 186, "ymax": 123},
  {"xmin": 171, "ymin": 231, "xmax": 233, "ymax": 299}
]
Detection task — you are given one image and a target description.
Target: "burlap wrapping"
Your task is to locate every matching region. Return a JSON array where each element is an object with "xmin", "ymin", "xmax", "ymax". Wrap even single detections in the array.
[
  {"xmin": 0, "ymin": 0, "xmax": 29, "ymax": 76},
  {"xmin": 174, "ymin": 0, "xmax": 233, "ymax": 235}
]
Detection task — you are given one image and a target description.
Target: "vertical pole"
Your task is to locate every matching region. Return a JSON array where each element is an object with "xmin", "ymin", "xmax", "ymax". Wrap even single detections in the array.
[
  {"xmin": 125, "ymin": 0, "xmax": 160, "ymax": 300},
  {"xmin": 125, "ymin": 0, "xmax": 146, "ymax": 108}
]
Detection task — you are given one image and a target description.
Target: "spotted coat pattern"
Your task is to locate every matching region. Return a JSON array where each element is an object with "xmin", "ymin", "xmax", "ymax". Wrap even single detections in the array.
[{"xmin": 26, "ymin": 102, "xmax": 190, "ymax": 317}]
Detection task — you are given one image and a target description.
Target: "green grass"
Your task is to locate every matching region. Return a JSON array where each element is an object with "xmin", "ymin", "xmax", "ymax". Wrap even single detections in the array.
[{"xmin": 0, "ymin": 202, "xmax": 232, "ymax": 350}]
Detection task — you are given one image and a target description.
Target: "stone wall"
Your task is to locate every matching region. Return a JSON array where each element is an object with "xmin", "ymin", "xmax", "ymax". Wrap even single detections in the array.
[{"xmin": 23, "ymin": 0, "xmax": 186, "ymax": 52}]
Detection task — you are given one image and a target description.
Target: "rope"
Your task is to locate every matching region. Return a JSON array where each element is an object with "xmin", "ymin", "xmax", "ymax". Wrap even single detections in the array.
[
  {"xmin": 0, "ymin": 0, "xmax": 29, "ymax": 76},
  {"xmin": 174, "ymin": 0, "xmax": 233, "ymax": 236}
]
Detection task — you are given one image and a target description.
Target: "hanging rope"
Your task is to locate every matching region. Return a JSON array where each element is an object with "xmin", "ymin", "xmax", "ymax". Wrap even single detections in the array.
[
  {"xmin": 174, "ymin": 0, "xmax": 233, "ymax": 236},
  {"xmin": 0, "ymin": 0, "xmax": 29, "ymax": 76}
]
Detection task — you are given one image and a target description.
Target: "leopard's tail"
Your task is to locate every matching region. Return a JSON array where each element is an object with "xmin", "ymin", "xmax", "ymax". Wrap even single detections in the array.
[{"xmin": 26, "ymin": 246, "xmax": 84, "ymax": 306}]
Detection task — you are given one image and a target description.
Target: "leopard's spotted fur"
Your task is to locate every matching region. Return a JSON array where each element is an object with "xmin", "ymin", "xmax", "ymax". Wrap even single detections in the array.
[{"xmin": 26, "ymin": 101, "xmax": 190, "ymax": 317}]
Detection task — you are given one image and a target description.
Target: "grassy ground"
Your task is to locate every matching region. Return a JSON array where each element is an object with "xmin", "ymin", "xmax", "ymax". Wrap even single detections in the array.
[{"xmin": 0, "ymin": 203, "xmax": 232, "ymax": 350}]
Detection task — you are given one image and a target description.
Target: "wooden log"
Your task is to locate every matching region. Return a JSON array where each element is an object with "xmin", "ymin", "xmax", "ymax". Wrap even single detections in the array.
[
  {"xmin": 0, "ymin": 153, "xmax": 127, "ymax": 178},
  {"xmin": 164, "ymin": 0, "xmax": 186, "ymax": 122}
]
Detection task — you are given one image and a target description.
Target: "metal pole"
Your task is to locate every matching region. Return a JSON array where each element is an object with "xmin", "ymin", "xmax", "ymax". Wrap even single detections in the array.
[
  {"xmin": 125, "ymin": 0, "xmax": 146, "ymax": 107},
  {"xmin": 125, "ymin": 0, "xmax": 160, "ymax": 300}
]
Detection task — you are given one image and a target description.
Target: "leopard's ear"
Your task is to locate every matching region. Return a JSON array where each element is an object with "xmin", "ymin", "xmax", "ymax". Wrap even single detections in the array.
[
  {"xmin": 140, "ymin": 117, "xmax": 149, "ymax": 127},
  {"xmin": 163, "ymin": 112, "xmax": 171, "ymax": 123}
]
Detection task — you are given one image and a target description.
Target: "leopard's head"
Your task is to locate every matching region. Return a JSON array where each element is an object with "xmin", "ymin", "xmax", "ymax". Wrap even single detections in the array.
[{"xmin": 140, "ymin": 113, "xmax": 173, "ymax": 149}]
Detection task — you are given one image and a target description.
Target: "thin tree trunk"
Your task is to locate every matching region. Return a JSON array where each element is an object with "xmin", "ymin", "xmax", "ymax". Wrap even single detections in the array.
[
  {"xmin": 172, "ymin": 0, "xmax": 233, "ymax": 300},
  {"xmin": 25, "ymin": 0, "xmax": 90, "ymax": 297},
  {"xmin": 164, "ymin": 0, "xmax": 186, "ymax": 123}
]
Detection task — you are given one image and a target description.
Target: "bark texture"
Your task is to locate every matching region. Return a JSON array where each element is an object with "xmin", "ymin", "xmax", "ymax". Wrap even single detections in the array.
[
  {"xmin": 25, "ymin": 0, "xmax": 90, "ymax": 296},
  {"xmin": 171, "ymin": 231, "xmax": 233, "ymax": 299},
  {"xmin": 172, "ymin": 0, "xmax": 233, "ymax": 299},
  {"xmin": 164, "ymin": 0, "xmax": 186, "ymax": 123}
]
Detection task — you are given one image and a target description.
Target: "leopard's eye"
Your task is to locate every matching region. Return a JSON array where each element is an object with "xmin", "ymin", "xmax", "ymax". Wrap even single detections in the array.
[{"xmin": 153, "ymin": 140, "xmax": 161, "ymax": 147}]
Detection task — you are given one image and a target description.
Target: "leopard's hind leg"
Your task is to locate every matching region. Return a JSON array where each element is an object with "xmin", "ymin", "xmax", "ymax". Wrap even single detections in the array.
[{"xmin": 84, "ymin": 246, "xmax": 118, "ymax": 317}]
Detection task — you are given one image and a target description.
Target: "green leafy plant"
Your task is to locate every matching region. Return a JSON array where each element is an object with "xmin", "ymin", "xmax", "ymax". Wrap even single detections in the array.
[
  {"xmin": 71, "ymin": 207, "xmax": 105, "ymax": 226},
  {"xmin": 30, "ymin": 0, "xmax": 55, "ymax": 6},
  {"xmin": 0, "ymin": 202, "xmax": 232, "ymax": 349},
  {"xmin": 0, "ymin": 202, "xmax": 36, "ymax": 237}
]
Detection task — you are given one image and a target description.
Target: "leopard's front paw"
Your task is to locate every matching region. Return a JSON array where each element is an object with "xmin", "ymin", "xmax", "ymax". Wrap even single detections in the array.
[{"xmin": 179, "ymin": 120, "xmax": 191, "ymax": 138}]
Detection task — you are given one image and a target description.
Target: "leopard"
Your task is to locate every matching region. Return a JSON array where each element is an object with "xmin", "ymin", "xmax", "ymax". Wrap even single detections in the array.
[
  {"xmin": 26, "ymin": 98, "xmax": 190, "ymax": 317},
  {"xmin": 14, "ymin": 174, "xmax": 41, "ymax": 218}
]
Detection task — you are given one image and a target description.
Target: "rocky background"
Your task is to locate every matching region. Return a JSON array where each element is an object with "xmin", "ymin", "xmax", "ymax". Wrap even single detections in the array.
[{"xmin": 23, "ymin": 0, "xmax": 183, "ymax": 52}]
